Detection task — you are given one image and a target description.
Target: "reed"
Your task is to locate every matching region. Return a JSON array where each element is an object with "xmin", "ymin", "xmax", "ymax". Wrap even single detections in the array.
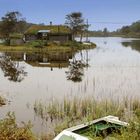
[
  {"xmin": 33, "ymin": 96, "xmax": 140, "ymax": 139},
  {"xmin": 1, "ymin": 96, "xmax": 140, "ymax": 140}
]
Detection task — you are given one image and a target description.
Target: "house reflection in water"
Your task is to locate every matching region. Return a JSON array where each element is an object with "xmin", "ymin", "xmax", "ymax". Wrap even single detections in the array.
[
  {"xmin": 4, "ymin": 51, "xmax": 74, "ymax": 70},
  {"xmin": 3, "ymin": 50, "xmax": 89, "ymax": 82},
  {"xmin": 24, "ymin": 52, "xmax": 73, "ymax": 70}
]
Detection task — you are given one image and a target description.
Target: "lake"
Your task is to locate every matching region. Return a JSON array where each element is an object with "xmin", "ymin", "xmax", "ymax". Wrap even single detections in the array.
[{"xmin": 0, "ymin": 37, "xmax": 140, "ymax": 134}]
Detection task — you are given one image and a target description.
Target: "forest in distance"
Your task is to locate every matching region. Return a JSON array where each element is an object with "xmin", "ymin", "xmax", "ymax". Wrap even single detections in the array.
[{"xmin": 88, "ymin": 21, "xmax": 140, "ymax": 38}]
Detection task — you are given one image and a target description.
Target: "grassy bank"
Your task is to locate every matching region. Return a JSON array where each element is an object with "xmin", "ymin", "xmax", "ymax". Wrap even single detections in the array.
[
  {"xmin": 0, "ymin": 96, "xmax": 140, "ymax": 139},
  {"xmin": 0, "ymin": 96, "xmax": 36, "ymax": 140},
  {"xmin": 33, "ymin": 96, "xmax": 140, "ymax": 139},
  {"xmin": 0, "ymin": 41, "xmax": 96, "ymax": 53},
  {"xmin": 0, "ymin": 44, "xmax": 72, "ymax": 53}
]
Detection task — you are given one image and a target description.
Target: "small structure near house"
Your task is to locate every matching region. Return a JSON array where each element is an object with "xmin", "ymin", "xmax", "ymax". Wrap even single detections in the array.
[
  {"xmin": 9, "ymin": 33, "xmax": 24, "ymax": 46},
  {"xmin": 54, "ymin": 116, "xmax": 129, "ymax": 140},
  {"xmin": 24, "ymin": 25, "xmax": 73, "ymax": 42}
]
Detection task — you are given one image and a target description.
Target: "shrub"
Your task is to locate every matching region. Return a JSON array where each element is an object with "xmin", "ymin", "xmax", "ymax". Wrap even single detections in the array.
[
  {"xmin": 26, "ymin": 40, "xmax": 45, "ymax": 48},
  {"xmin": 0, "ymin": 96, "xmax": 6, "ymax": 106},
  {"xmin": 0, "ymin": 112, "xmax": 36, "ymax": 140}
]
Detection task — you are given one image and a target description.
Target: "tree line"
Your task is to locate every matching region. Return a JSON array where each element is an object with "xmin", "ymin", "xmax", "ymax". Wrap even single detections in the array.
[
  {"xmin": 114, "ymin": 21, "xmax": 140, "ymax": 37},
  {"xmin": 0, "ymin": 11, "xmax": 88, "ymax": 44},
  {"xmin": 0, "ymin": 12, "xmax": 31, "ymax": 42},
  {"xmin": 1, "ymin": 11, "xmax": 139, "ymax": 43},
  {"xmin": 88, "ymin": 21, "xmax": 140, "ymax": 38}
]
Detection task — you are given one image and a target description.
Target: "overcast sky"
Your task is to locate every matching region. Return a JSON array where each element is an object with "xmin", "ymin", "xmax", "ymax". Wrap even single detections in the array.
[{"xmin": 0, "ymin": 0, "xmax": 140, "ymax": 31}]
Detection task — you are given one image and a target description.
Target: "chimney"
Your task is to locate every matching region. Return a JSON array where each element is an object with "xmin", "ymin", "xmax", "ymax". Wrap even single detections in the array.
[
  {"xmin": 50, "ymin": 21, "xmax": 52, "ymax": 26},
  {"xmin": 58, "ymin": 26, "xmax": 60, "ymax": 33}
]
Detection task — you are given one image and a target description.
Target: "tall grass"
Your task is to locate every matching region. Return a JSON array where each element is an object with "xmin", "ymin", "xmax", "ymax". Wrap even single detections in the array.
[
  {"xmin": 1, "ymin": 96, "xmax": 140, "ymax": 139},
  {"xmin": 33, "ymin": 96, "xmax": 140, "ymax": 139}
]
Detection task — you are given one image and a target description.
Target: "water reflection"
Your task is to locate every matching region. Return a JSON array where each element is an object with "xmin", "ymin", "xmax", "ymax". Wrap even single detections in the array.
[
  {"xmin": 0, "ymin": 55, "xmax": 27, "ymax": 82},
  {"xmin": 3, "ymin": 51, "xmax": 89, "ymax": 82},
  {"xmin": 66, "ymin": 60, "xmax": 88, "ymax": 82},
  {"xmin": 66, "ymin": 51, "xmax": 89, "ymax": 82},
  {"xmin": 25, "ymin": 52, "xmax": 73, "ymax": 69},
  {"xmin": 122, "ymin": 40, "xmax": 140, "ymax": 52},
  {"xmin": 5, "ymin": 51, "xmax": 73, "ymax": 68}
]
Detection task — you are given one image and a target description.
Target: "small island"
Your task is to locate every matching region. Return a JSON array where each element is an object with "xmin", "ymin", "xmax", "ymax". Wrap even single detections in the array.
[{"xmin": 0, "ymin": 12, "xmax": 96, "ymax": 53}]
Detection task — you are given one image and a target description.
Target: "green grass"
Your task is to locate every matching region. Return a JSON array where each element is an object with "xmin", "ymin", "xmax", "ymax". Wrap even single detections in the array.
[
  {"xmin": 0, "ymin": 41, "xmax": 96, "ymax": 53},
  {"xmin": 0, "ymin": 44, "xmax": 72, "ymax": 53}
]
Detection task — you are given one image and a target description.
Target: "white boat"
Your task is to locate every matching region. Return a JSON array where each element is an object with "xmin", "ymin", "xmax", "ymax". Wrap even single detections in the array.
[{"xmin": 54, "ymin": 115, "xmax": 128, "ymax": 140}]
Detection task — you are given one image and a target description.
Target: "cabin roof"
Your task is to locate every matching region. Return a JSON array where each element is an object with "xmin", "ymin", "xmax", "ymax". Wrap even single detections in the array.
[{"xmin": 25, "ymin": 25, "xmax": 72, "ymax": 35}]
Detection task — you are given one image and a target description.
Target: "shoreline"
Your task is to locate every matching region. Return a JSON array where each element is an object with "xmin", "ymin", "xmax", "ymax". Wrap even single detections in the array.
[
  {"xmin": 0, "ymin": 43, "xmax": 96, "ymax": 53},
  {"xmin": 0, "ymin": 96, "xmax": 139, "ymax": 140}
]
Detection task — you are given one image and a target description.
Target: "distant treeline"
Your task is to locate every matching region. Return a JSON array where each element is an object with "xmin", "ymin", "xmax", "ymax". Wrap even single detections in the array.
[{"xmin": 88, "ymin": 21, "xmax": 140, "ymax": 38}]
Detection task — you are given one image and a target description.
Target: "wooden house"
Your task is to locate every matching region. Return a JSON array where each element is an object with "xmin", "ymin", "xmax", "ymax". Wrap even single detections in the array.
[{"xmin": 24, "ymin": 25, "xmax": 73, "ymax": 42}]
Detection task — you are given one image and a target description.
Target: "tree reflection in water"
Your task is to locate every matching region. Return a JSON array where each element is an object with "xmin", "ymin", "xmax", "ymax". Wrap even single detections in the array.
[
  {"xmin": 0, "ymin": 55, "xmax": 27, "ymax": 82},
  {"xmin": 122, "ymin": 40, "xmax": 140, "ymax": 53},
  {"xmin": 66, "ymin": 51, "xmax": 89, "ymax": 82}
]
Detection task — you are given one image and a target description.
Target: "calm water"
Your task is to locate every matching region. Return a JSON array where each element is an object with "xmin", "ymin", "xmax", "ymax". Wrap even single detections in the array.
[{"xmin": 0, "ymin": 37, "xmax": 140, "ymax": 134}]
